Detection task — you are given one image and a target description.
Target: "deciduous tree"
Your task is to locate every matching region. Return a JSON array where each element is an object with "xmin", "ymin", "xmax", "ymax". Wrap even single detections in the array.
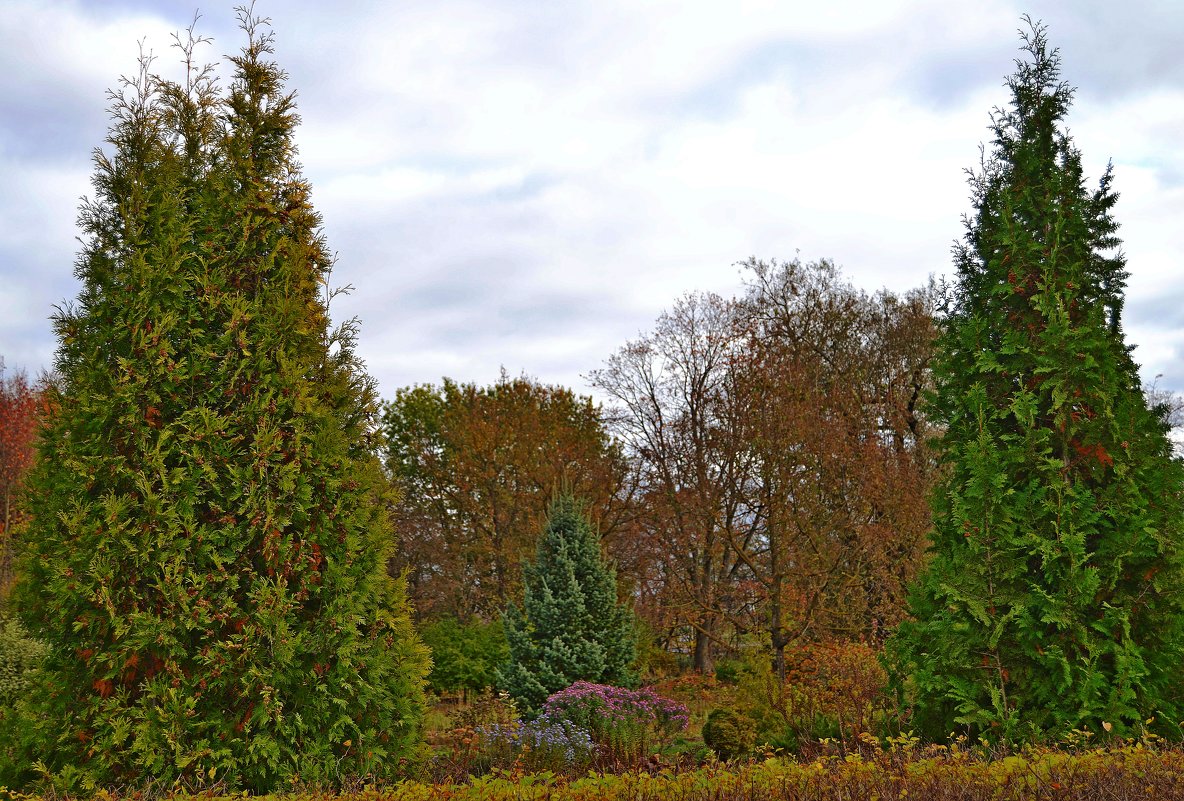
[
  {"xmin": 381, "ymin": 372, "xmax": 630, "ymax": 621},
  {"xmin": 591, "ymin": 293, "xmax": 757, "ymax": 673},
  {"xmin": 736, "ymin": 258, "xmax": 935, "ymax": 678},
  {"xmin": 594, "ymin": 273, "xmax": 935, "ymax": 677},
  {"xmin": 0, "ymin": 361, "xmax": 43, "ymax": 603}
]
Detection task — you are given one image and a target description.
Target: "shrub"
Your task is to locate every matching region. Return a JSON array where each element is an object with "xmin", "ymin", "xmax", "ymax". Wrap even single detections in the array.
[
  {"xmin": 453, "ymin": 690, "xmax": 520, "ymax": 731},
  {"xmin": 714, "ymin": 658, "xmax": 744, "ymax": 685},
  {"xmin": 0, "ymin": 617, "xmax": 48, "ymax": 784},
  {"xmin": 702, "ymin": 708, "xmax": 753, "ymax": 760},
  {"xmin": 540, "ymin": 681, "xmax": 689, "ymax": 762},
  {"xmin": 0, "ymin": 616, "xmax": 47, "ymax": 710},
  {"xmin": 499, "ymin": 495, "xmax": 637, "ymax": 713},
  {"xmin": 738, "ymin": 641, "xmax": 888, "ymax": 751},
  {"xmin": 421, "ymin": 617, "xmax": 508, "ymax": 698},
  {"xmin": 339, "ymin": 744, "xmax": 1184, "ymax": 799}
]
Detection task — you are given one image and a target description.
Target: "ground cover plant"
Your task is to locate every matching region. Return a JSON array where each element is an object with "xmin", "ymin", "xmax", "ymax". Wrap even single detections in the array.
[
  {"xmin": 7, "ymin": 743, "xmax": 1181, "ymax": 800},
  {"xmin": 382, "ymin": 744, "xmax": 1184, "ymax": 800}
]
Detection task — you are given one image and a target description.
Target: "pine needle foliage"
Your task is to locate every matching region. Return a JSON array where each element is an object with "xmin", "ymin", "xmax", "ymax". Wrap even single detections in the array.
[
  {"xmin": 888, "ymin": 19, "xmax": 1184, "ymax": 743},
  {"xmin": 8, "ymin": 9, "xmax": 427, "ymax": 792},
  {"xmin": 500, "ymin": 495, "xmax": 637, "ymax": 714}
]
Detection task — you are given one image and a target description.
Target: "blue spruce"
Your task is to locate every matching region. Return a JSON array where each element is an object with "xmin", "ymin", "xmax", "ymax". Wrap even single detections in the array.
[{"xmin": 499, "ymin": 495, "xmax": 636, "ymax": 713}]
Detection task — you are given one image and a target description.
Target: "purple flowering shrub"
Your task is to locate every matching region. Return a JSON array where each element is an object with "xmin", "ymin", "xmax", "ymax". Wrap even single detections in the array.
[
  {"xmin": 476, "ymin": 714, "xmax": 597, "ymax": 773},
  {"xmin": 541, "ymin": 681, "xmax": 690, "ymax": 762}
]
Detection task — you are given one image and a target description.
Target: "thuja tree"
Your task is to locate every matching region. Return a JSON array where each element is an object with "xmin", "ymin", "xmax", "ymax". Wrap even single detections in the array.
[
  {"xmin": 888, "ymin": 20, "xmax": 1184, "ymax": 742},
  {"xmin": 8, "ymin": 11, "xmax": 427, "ymax": 791},
  {"xmin": 500, "ymin": 494, "xmax": 637, "ymax": 714}
]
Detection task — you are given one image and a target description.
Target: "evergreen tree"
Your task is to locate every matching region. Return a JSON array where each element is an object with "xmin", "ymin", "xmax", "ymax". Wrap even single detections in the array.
[
  {"xmin": 888, "ymin": 19, "xmax": 1184, "ymax": 743},
  {"xmin": 9, "ymin": 10, "xmax": 427, "ymax": 791},
  {"xmin": 499, "ymin": 494, "xmax": 637, "ymax": 713}
]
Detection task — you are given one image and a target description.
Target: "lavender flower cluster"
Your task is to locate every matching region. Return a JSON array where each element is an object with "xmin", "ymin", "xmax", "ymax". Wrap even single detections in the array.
[
  {"xmin": 541, "ymin": 681, "xmax": 691, "ymax": 739},
  {"xmin": 477, "ymin": 714, "xmax": 597, "ymax": 765}
]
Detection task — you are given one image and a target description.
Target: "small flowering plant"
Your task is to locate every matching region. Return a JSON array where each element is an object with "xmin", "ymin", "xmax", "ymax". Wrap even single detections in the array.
[
  {"xmin": 540, "ymin": 681, "xmax": 691, "ymax": 762},
  {"xmin": 476, "ymin": 714, "xmax": 597, "ymax": 773}
]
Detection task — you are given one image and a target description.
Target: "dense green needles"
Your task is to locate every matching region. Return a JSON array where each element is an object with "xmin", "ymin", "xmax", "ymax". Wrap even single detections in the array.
[
  {"xmin": 500, "ymin": 495, "xmax": 637, "ymax": 714},
  {"xmin": 6, "ymin": 10, "xmax": 427, "ymax": 791},
  {"xmin": 888, "ymin": 19, "xmax": 1184, "ymax": 742}
]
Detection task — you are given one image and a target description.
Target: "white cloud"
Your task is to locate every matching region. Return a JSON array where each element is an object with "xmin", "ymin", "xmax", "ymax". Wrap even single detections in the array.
[{"xmin": 2, "ymin": 0, "xmax": 1183, "ymax": 398}]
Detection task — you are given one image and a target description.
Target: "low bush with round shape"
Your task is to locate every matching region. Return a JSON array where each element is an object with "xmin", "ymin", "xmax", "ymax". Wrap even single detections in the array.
[{"xmin": 702, "ymin": 708, "xmax": 753, "ymax": 761}]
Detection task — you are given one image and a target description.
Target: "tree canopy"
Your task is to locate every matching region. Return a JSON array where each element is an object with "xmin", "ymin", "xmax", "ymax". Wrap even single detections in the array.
[{"xmin": 381, "ymin": 372, "xmax": 630, "ymax": 621}]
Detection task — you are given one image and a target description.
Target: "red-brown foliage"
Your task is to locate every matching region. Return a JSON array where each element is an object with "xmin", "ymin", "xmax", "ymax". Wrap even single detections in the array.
[{"xmin": 0, "ymin": 360, "xmax": 44, "ymax": 599}]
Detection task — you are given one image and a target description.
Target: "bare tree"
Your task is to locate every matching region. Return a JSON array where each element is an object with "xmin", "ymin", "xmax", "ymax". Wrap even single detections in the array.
[{"xmin": 591, "ymin": 293, "xmax": 759, "ymax": 673}]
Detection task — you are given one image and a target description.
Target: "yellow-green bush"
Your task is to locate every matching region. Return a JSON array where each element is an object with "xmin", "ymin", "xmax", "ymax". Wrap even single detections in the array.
[
  {"xmin": 7, "ymin": 744, "xmax": 1182, "ymax": 800},
  {"xmin": 737, "ymin": 641, "xmax": 889, "ymax": 752}
]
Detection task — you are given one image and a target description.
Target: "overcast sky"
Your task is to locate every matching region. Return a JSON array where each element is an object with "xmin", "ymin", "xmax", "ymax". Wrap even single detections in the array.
[{"xmin": 2, "ymin": 1, "xmax": 1183, "ymax": 401}]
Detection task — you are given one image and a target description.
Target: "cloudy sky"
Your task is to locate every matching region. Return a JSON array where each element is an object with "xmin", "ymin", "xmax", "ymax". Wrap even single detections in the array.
[{"xmin": 2, "ymin": 0, "xmax": 1182, "ymax": 401}]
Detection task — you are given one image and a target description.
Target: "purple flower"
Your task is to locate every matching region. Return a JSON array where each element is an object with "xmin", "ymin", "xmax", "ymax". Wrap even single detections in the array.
[
  {"xmin": 538, "ymin": 681, "xmax": 690, "ymax": 760},
  {"xmin": 477, "ymin": 715, "xmax": 597, "ymax": 764}
]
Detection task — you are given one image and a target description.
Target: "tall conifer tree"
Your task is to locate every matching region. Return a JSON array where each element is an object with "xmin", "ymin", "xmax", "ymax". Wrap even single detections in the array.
[
  {"xmin": 500, "ymin": 494, "xmax": 637, "ymax": 714},
  {"xmin": 10, "ymin": 9, "xmax": 427, "ymax": 791},
  {"xmin": 889, "ymin": 20, "xmax": 1184, "ymax": 742}
]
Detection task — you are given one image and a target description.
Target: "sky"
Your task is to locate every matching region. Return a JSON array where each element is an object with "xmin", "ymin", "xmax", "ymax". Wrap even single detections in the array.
[{"xmin": 2, "ymin": 1, "xmax": 1183, "ymax": 402}]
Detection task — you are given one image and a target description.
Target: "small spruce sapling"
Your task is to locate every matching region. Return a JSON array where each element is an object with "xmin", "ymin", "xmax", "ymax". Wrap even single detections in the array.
[{"xmin": 499, "ymin": 494, "xmax": 637, "ymax": 713}]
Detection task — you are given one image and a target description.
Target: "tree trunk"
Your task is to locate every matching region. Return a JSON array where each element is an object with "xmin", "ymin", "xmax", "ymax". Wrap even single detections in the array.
[{"xmin": 693, "ymin": 618, "xmax": 715, "ymax": 674}]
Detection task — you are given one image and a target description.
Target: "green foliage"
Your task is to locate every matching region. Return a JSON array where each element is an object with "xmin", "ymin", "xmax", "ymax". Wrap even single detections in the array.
[
  {"xmin": 0, "ymin": 616, "xmax": 46, "ymax": 710},
  {"xmin": 0, "ymin": 616, "xmax": 48, "ymax": 783},
  {"xmin": 713, "ymin": 658, "xmax": 744, "ymax": 685},
  {"xmin": 499, "ymin": 495, "xmax": 637, "ymax": 714},
  {"xmin": 888, "ymin": 19, "xmax": 1184, "ymax": 743},
  {"xmin": 421, "ymin": 617, "xmax": 508, "ymax": 697},
  {"xmin": 10, "ymin": 10, "xmax": 427, "ymax": 792},
  {"xmin": 701, "ymin": 708, "xmax": 753, "ymax": 760}
]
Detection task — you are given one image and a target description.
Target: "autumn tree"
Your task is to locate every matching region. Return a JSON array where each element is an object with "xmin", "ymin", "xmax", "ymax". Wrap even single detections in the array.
[
  {"xmin": 381, "ymin": 372, "xmax": 631, "ymax": 621},
  {"xmin": 0, "ymin": 360, "xmax": 43, "ymax": 604},
  {"xmin": 591, "ymin": 293, "xmax": 757, "ymax": 673},
  {"xmin": 593, "ymin": 273, "xmax": 935, "ymax": 676},
  {"xmin": 499, "ymin": 494, "xmax": 637, "ymax": 713},
  {"xmin": 735, "ymin": 258, "xmax": 935, "ymax": 678},
  {"xmin": 888, "ymin": 20, "xmax": 1184, "ymax": 741},
  {"xmin": 10, "ymin": 11, "xmax": 426, "ymax": 791}
]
